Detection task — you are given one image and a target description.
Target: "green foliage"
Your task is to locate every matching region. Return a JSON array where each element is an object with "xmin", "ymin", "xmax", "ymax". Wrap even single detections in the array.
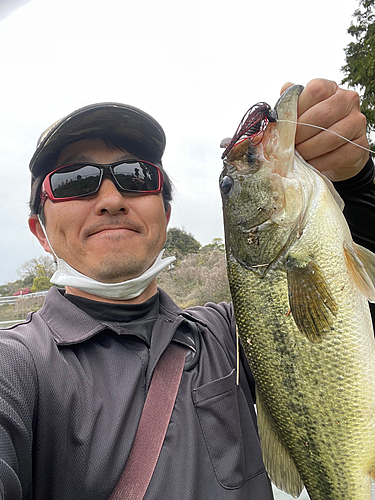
[
  {"xmin": 17, "ymin": 256, "xmax": 55, "ymax": 281},
  {"xmin": 0, "ymin": 284, "xmax": 12, "ymax": 297},
  {"xmin": 22, "ymin": 275, "xmax": 36, "ymax": 288},
  {"xmin": 0, "ymin": 256, "xmax": 54, "ymax": 322},
  {"xmin": 164, "ymin": 227, "xmax": 201, "ymax": 258},
  {"xmin": 341, "ymin": 0, "xmax": 375, "ymax": 133},
  {"xmin": 31, "ymin": 276, "xmax": 51, "ymax": 293},
  {"xmin": 0, "ymin": 256, "xmax": 55, "ymax": 298},
  {"xmin": 200, "ymin": 237, "xmax": 225, "ymax": 253},
  {"xmin": 0, "ymin": 280, "xmax": 24, "ymax": 297}
]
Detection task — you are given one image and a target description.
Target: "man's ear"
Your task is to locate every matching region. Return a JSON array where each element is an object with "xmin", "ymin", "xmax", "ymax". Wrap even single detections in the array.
[
  {"xmin": 28, "ymin": 216, "xmax": 53, "ymax": 254},
  {"xmin": 165, "ymin": 205, "xmax": 171, "ymax": 225}
]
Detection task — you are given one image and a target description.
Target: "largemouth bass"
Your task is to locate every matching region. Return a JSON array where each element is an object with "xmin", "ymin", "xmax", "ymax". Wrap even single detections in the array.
[{"xmin": 220, "ymin": 84, "xmax": 375, "ymax": 499}]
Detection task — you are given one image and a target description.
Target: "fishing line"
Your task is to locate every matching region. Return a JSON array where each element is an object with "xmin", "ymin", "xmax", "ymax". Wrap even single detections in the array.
[
  {"xmin": 236, "ymin": 325, "xmax": 240, "ymax": 386},
  {"xmin": 278, "ymin": 119, "xmax": 375, "ymax": 155}
]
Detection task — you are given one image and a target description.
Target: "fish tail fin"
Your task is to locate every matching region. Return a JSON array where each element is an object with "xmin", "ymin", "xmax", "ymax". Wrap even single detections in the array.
[
  {"xmin": 344, "ymin": 242, "xmax": 375, "ymax": 303},
  {"xmin": 256, "ymin": 386, "xmax": 304, "ymax": 498}
]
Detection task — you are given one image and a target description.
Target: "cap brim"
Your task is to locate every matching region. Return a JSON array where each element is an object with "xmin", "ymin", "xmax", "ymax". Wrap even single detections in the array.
[{"xmin": 29, "ymin": 102, "xmax": 166, "ymax": 177}]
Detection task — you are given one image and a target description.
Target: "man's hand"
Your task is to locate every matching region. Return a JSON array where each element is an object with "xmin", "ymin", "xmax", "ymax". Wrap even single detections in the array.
[{"xmin": 281, "ymin": 79, "xmax": 370, "ymax": 182}]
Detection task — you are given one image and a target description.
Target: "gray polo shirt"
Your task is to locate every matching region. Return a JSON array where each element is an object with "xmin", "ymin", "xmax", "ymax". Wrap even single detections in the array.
[{"xmin": 0, "ymin": 287, "xmax": 273, "ymax": 500}]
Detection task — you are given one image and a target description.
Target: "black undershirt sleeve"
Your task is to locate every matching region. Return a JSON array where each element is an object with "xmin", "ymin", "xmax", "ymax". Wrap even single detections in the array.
[{"xmin": 333, "ymin": 156, "xmax": 375, "ymax": 253}]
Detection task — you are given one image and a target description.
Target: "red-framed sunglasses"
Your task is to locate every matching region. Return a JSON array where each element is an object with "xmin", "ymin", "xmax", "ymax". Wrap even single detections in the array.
[{"xmin": 40, "ymin": 159, "xmax": 164, "ymax": 204}]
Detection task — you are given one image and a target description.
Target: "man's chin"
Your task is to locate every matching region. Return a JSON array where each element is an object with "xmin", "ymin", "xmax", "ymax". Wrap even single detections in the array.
[{"xmin": 83, "ymin": 257, "xmax": 152, "ymax": 284}]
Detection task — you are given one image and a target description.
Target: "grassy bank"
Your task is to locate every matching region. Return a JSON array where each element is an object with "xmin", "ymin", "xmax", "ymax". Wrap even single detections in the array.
[{"xmin": 0, "ymin": 295, "xmax": 46, "ymax": 323}]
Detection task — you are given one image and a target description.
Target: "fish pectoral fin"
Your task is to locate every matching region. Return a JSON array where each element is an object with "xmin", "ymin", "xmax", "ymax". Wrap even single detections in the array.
[
  {"xmin": 256, "ymin": 386, "xmax": 304, "ymax": 498},
  {"xmin": 286, "ymin": 256, "xmax": 337, "ymax": 342},
  {"xmin": 344, "ymin": 242, "xmax": 375, "ymax": 303}
]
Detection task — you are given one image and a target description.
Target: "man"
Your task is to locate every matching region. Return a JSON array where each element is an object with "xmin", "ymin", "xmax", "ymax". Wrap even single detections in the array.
[{"xmin": 0, "ymin": 79, "xmax": 374, "ymax": 499}]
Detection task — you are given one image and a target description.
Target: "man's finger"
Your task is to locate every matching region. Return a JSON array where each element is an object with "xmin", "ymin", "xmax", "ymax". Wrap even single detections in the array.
[
  {"xmin": 296, "ymin": 88, "xmax": 362, "ymax": 145},
  {"xmin": 296, "ymin": 113, "xmax": 368, "ymax": 161},
  {"xmin": 297, "ymin": 139, "xmax": 370, "ymax": 181},
  {"xmin": 297, "ymin": 79, "xmax": 339, "ymax": 116},
  {"xmin": 280, "ymin": 82, "xmax": 294, "ymax": 95}
]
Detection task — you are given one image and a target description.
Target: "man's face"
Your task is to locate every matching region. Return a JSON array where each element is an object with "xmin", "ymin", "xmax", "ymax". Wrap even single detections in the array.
[{"xmin": 31, "ymin": 139, "xmax": 169, "ymax": 283}]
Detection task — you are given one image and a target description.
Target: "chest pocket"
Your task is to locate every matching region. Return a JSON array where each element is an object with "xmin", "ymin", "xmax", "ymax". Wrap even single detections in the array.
[{"xmin": 192, "ymin": 370, "xmax": 265, "ymax": 489}]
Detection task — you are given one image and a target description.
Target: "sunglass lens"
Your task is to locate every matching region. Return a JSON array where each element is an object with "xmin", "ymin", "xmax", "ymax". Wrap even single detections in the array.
[
  {"xmin": 50, "ymin": 165, "xmax": 101, "ymax": 198},
  {"xmin": 113, "ymin": 162, "xmax": 159, "ymax": 192}
]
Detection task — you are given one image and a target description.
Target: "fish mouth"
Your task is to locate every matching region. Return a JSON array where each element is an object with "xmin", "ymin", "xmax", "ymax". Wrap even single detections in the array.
[
  {"xmin": 221, "ymin": 85, "xmax": 304, "ymax": 171},
  {"xmin": 274, "ymin": 84, "xmax": 304, "ymax": 114},
  {"xmin": 257, "ymin": 84, "xmax": 304, "ymax": 177},
  {"xmin": 268, "ymin": 84, "xmax": 304, "ymax": 155}
]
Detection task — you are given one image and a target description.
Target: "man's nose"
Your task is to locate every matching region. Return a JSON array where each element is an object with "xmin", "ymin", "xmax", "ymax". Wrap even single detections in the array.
[{"xmin": 94, "ymin": 178, "xmax": 130, "ymax": 215}]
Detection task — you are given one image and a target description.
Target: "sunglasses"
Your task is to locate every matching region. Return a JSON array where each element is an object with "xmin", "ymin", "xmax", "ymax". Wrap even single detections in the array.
[{"xmin": 40, "ymin": 159, "xmax": 164, "ymax": 204}]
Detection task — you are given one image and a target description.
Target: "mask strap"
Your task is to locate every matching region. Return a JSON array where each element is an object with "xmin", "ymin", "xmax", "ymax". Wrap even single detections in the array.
[{"xmin": 37, "ymin": 215, "xmax": 58, "ymax": 260}]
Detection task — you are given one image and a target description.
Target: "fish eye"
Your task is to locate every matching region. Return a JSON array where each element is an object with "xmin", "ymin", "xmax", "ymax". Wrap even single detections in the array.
[{"xmin": 220, "ymin": 175, "xmax": 234, "ymax": 195}]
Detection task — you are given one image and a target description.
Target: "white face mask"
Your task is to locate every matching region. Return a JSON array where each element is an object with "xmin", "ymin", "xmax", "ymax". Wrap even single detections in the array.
[{"xmin": 38, "ymin": 217, "xmax": 175, "ymax": 300}]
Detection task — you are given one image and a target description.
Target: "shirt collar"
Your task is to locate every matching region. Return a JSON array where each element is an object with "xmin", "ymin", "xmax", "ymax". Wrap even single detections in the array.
[
  {"xmin": 38, "ymin": 287, "xmax": 109, "ymax": 345},
  {"xmin": 38, "ymin": 287, "xmax": 205, "ymax": 353}
]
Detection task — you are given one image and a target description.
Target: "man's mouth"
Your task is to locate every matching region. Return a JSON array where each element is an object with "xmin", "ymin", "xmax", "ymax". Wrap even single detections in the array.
[
  {"xmin": 83, "ymin": 219, "xmax": 143, "ymax": 238},
  {"xmin": 93, "ymin": 227, "xmax": 136, "ymax": 235}
]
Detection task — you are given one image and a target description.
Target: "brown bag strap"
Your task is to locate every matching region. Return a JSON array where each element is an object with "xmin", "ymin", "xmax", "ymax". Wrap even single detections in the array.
[{"xmin": 108, "ymin": 342, "xmax": 186, "ymax": 500}]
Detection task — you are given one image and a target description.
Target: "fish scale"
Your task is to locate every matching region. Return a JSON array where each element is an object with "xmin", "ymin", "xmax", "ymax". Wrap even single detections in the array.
[{"xmin": 221, "ymin": 85, "xmax": 375, "ymax": 499}]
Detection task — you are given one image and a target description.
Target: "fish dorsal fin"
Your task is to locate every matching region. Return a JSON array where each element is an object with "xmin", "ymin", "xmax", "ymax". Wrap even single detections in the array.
[
  {"xmin": 286, "ymin": 255, "xmax": 338, "ymax": 342},
  {"xmin": 256, "ymin": 386, "xmax": 304, "ymax": 498},
  {"xmin": 344, "ymin": 242, "xmax": 375, "ymax": 303},
  {"xmin": 294, "ymin": 151, "xmax": 345, "ymax": 212}
]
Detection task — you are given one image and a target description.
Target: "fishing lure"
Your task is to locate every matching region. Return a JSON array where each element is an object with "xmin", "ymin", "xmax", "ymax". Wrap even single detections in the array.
[
  {"xmin": 221, "ymin": 102, "xmax": 277, "ymax": 159},
  {"xmin": 222, "ymin": 102, "xmax": 375, "ymax": 160}
]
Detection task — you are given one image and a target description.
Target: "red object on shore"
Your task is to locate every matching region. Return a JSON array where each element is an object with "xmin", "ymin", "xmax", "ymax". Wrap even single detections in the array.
[{"xmin": 13, "ymin": 288, "xmax": 31, "ymax": 296}]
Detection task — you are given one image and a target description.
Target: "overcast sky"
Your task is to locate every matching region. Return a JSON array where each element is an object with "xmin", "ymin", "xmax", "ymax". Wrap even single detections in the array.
[{"xmin": 0, "ymin": 0, "xmax": 360, "ymax": 285}]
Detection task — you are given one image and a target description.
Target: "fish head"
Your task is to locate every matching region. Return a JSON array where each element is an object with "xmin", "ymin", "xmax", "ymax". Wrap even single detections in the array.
[{"xmin": 220, "ymin": 85, "xmax": 304, "ymax": 271}]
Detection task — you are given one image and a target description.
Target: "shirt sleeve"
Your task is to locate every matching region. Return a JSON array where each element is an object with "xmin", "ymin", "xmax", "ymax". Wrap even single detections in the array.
[
  {"xmin": 333, "ymin": 156, "xmax": 375, "ymax": 327},
  {"xmin": 0, "ymin": 334, "xmax": 37, "ymax": 499}
]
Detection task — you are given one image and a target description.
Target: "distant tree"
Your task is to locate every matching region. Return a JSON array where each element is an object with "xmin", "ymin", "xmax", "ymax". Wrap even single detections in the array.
[
  {"xmin": 17, "ymin": 255, "xmax": 55, "ymax": 281},
  {"xmin": 200, "ymin": 237, "xmax": 225, "ymax": 253},
  {"xmin": 158, "ymin": 243, "xmax": 231, "ymax": 308},
  {"xmin": 341, "ymin": 0, "xmax": 375, "ymax": 133},
  {"xmin": 22, "ymin": 274, "xmax": 36, "ymax": 288},
  {"xmin": 0, "ymin": 280, "xmax": 24, "ymax": 297},
  {"xmin": 30, "ymin": 263, "xmax": 52, "ymax": 293},
  {"xmin": 31, "ymin": 276, "xmax": 51, "ymax": 293},
  {"xmin": 0, "ymin": 256, "xmax": 55, "ymax": 297},
  {"xmin": 164, "ymin": 227, "xmax": 201, "ymax": 258}
]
